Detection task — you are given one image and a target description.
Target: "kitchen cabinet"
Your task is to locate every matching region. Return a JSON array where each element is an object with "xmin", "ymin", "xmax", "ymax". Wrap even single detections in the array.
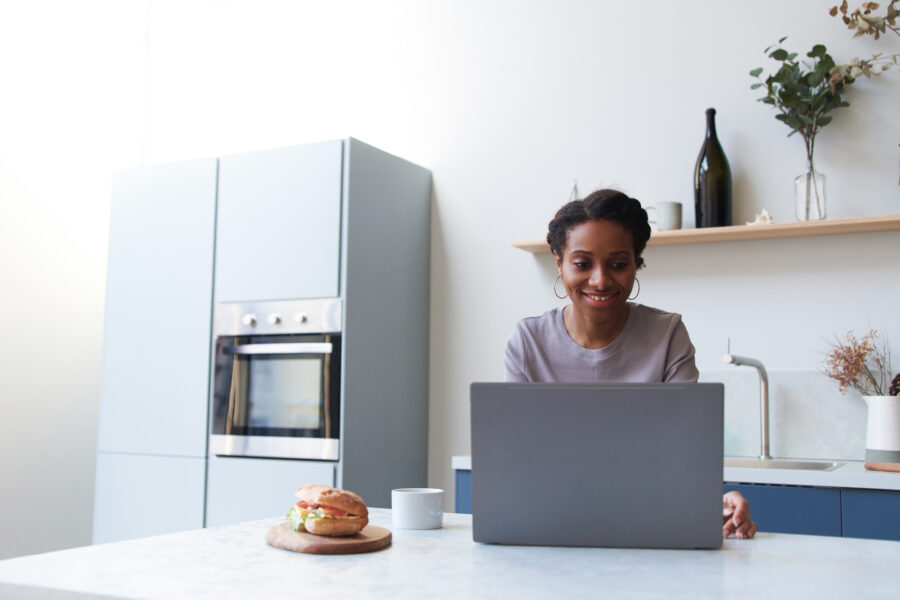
[
  {"xmin": 206, "ymin": 137, "xmax": 431, "ymax": 514},
  {"xmin": 215, "ymin": 141, "xmax": 343, "ymax": 302},
  {"xmin": 455, "ymin": 462, "xmax": 900, "ymax": 541},
  {"xmin": 205, "ymin": 456, "xmax": 334, "ymax": 527},
  {"xmin": 723, "ymin": 483, "xmax": 842, "ymax": 537},
  {"xmin": 92, "ymin": 453, "xmax": 206, "ymax": 544},
  {"xmin": 93, "ymin": 158, "xmax": 217, "ymax": 543},
  {"xmin": 96, "ymin": 139, "xmax": 431, "ymax": 543},
  {"xmin": 724, "ymin": 484, "xmax": 900, "ymax": 540},
  {"xmin": 455, "ymin": 469, "xmax": 472, "ymax": 514},
  {"xmin": 841, "ymin": 489, "xmax": 900, "ymax": 540},
  {"xmin": 97, "ymin": 158, "xmax": 217, "ymax": 457}
]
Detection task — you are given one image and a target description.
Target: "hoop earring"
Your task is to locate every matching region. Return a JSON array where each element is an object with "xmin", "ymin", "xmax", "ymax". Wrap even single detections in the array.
[
  {"xmin": 628, "ymin": 276, "xmax": 641, "ymax": 300},
  {"xmin": 553, "ymin": 275, "xmax": 567, "ymax": 299}
]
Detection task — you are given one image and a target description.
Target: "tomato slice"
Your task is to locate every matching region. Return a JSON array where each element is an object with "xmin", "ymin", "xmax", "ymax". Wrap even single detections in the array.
[
  {"xmin": 295, "ymin": 500, "xmax": 346, "ymax": 516},
  {"xmin": 317, "ymin": 503, "xmax": 346, "ymax": 516}
]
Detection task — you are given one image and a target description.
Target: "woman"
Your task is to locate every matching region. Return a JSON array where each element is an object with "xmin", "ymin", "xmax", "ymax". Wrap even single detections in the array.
[{"xmin": 505, "ymin": 188, "xmax": 758, "ymax": 539}]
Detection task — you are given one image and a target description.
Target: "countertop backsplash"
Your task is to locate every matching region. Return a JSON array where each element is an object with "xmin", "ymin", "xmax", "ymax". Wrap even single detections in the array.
[{"xmin": 700, "ymin": 370, "xmax": 867, "ymax": 461}]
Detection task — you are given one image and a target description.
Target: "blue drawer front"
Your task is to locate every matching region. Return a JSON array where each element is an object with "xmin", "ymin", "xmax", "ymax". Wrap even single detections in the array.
[
  {"xmin": 841, "ymin": 489, "xmax": 900, "ymax": 541},
  {"xmin": 455, "ymin": 470, "xmax": 472, "ymax": 514},
  {"xmin": 724, "ymin": 483, "xmax": 842, "ymax": 537}
]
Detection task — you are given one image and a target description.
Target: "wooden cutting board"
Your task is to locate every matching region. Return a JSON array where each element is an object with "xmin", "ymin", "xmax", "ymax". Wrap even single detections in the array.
[
  {"xmin": 265, "ymin": 522, "xmax": 392, "ymax": 555},
  {"xmin": 865, "ymin": 462, "xmax": 900, "ymax": 473}
]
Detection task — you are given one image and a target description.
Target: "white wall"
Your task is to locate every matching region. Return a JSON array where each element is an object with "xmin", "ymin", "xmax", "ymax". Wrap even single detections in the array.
[
  {"xmin": 1, "ymin": 0, "xmax": 897, "ymax": 557},
  {"xmin": 0, "ymin": 1, "xmax": 148, "ymax": 559}
]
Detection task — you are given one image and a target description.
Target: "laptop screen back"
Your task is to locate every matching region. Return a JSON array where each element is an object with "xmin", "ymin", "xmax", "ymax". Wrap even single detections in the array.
[{"xmin": 470, "ymin": 382, "xmax": 724, "ymax": 549}]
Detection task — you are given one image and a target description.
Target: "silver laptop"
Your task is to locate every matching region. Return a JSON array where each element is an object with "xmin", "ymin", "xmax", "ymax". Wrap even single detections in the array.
[{"xmin": 470, "ymin": 382, "xmax": 724, "ymax": 549}]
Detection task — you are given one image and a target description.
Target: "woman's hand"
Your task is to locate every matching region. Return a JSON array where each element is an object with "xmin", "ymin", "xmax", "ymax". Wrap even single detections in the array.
[{"xmin": 722, "ymin": 491, "xmax": 758, "ymax": 539}]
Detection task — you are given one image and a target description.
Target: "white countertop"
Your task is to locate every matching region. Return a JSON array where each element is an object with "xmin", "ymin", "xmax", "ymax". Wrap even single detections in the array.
[
  {"xmin": 0, "ymin": 509, "xmax": 900, "ymax": 600},
  {"xmin": 452, "ymin": 456, "xmax": 900, "ymax": 491},
  {"xmin": 1, "ymin": 508, "xmax": 899, "ymax": 599}
]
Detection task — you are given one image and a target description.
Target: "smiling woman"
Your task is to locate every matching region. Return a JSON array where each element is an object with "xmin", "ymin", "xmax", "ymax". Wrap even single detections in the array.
[
  {"xmin": 502, "ymin": 188, "xmax": 758, "ymax": 540},
  {"xmin": 505, "ymin": 189, "xmax": 699, "ymax": 384}
]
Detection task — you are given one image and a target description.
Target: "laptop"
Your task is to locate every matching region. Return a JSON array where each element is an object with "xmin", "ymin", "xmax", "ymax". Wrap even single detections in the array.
[{"xmin": 470, "ymin": 382, "xmax": 724, "ymax": 549}]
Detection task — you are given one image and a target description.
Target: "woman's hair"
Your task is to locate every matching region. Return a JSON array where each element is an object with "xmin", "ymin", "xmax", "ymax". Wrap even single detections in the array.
[{"xmin": 546, "ymin": 188, "xmax": 651, "ymax": 269}]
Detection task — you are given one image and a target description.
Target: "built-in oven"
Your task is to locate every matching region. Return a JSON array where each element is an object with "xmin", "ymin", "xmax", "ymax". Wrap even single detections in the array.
[{"xmin": 209, "ymin": 298, "xmax": 342, "ymax": 460}]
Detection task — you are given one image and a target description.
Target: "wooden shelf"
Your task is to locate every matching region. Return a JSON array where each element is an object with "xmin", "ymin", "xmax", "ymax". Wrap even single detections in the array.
[{"xmin": 511, "ymin": 214, "xmax": 900, "ymax": 254}]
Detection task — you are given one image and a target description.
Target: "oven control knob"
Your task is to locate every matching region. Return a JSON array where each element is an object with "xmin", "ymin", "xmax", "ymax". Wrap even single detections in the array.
[
  {"xmin": 295, "ymin": 312, "xmax": 309, "ymax": 325},
  {"xmin": 267, "ymin": 313, "xmax": 281, "ymax": 325},
  {"xmin": 242, "ymin": 314, "xmax": 257, "ymax": 327}
]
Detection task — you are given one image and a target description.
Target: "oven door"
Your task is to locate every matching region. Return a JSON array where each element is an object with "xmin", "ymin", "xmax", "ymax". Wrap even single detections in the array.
[{"xmin": 209, "ymin": 333, "xmax": 340, "ymax": 460}]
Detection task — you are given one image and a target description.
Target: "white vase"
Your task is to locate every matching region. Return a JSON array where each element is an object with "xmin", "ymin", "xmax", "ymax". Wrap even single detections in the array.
[{"xmin": 863, "ymin": 395, "xmax": 900, "ymax": 463}]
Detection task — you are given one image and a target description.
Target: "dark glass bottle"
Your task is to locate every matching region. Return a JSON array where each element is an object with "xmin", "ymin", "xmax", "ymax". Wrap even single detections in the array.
[{"xmin": 693, "ymin": 108, "xmax": 732, "ymax": 228}]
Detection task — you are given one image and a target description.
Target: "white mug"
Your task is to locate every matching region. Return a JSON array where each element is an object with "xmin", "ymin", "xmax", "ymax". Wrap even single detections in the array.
[
  {"xmin": 392, "ymin": 488, "xmax": 444, "ymax": 529},
  {"xmin": 647, "ymin": 202, "xmax": 683, "ymax": 231}
]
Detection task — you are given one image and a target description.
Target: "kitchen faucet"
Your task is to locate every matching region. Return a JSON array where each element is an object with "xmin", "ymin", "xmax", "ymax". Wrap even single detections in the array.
[{"xmin": 723, "ymin": 341, "xmax": 771, "ymax": 461}]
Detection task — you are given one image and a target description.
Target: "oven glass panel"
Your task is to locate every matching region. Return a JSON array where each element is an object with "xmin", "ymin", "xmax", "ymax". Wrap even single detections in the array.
[
  {"xmin": 247, "ymin": 355, "xmax": 323, "ymax": 430},
  {"xmin": 212, "ymin": 333, "xmax": 340, "ymax": 440}
]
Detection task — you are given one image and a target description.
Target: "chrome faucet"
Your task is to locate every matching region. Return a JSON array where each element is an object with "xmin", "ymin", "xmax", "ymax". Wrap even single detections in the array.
[{"xmin": 723, "ymin": 341, "xmax": 771, "ymax": 461}]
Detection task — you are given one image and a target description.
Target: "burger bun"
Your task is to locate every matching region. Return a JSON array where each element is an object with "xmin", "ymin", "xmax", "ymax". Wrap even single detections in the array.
[
  {"xmin": 294, "ymin": 484, "xmax": 368, "ymax": 518},
  {"xmin": 303, "ymin": 514, "xmax": 368, "ymax": 537}
]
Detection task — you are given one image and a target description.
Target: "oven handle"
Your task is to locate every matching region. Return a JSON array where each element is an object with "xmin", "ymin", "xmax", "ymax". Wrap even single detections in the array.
[{"xmin": 228, "ymin": 342, "xmax": 333, "ymax": 355}]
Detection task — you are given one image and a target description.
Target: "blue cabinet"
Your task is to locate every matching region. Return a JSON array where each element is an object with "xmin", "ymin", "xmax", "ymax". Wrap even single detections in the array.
[
  {"xmin": 455, "ymin": 469, "xmax": 900, "ymax": 541},
  {"xmin": 455, "ymin": 469, "xmax": 472, "ymax": 514},
  {"xmin": 723, "ymin": 483, "xmax": 842, "ymax": 537},
  {"xmin": 723, "ymin": 484, "xmax": 900, "ymax": 540},
  {"xmin": 842, "ymin": 489, "xmax": 900, "ymax": 541}
]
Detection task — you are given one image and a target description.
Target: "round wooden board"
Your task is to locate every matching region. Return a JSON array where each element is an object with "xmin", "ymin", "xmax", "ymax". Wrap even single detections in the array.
[{"xmin": 265, "ymin": 522, "xmax": 392, "ymax": 555}]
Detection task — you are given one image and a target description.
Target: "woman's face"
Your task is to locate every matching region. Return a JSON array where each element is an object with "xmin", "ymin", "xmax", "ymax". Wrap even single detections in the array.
[{"xmin": 556, "ymin": 218, "xmax": 637, "ymax": 321}]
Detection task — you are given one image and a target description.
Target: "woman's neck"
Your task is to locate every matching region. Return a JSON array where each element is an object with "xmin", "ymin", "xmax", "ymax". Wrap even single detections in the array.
[{"xmin": 562, "ymin": 303, "xmax": 631, "ymax": 349}]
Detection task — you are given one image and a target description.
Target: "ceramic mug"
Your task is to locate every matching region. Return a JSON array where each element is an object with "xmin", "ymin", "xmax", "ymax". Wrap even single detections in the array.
[
  {"xmin": 647, "ymin": 202, "xmax": 683, "ymax": 231},
  {"xmin": 392, "ymin": 488, "xmax": 444, "ymax": 529}
]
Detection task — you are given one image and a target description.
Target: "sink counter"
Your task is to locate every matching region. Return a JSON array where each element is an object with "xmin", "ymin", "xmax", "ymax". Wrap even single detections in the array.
[
  {"xmin": 452, "ymin": 456, "xmax": 900, "ymax": 491},
  {"xmin": 2, "ymin": 508, "xmax": 899, "ymax": 599}
]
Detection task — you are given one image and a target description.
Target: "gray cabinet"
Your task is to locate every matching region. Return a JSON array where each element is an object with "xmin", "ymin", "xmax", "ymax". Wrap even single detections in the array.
[
  {"xmin": 93, "ymin": 453, "xmax": 206, "ymax": 544},
  {"xmin": 215, "ymin": 141, "xmax": 343, "ymax": 303},
  {"xmin": 97, "ymin": 158, "xmax": 218, "ymax": 457},
  {"xmin": 93, "ymin": 158, "xmax": 217, "ymax": 543},
  {"xmin": 96, "ymin": 139, "xmax": 431, "ymax": 539},
  {"xmin": 205, "ymin": 456, "xmax": 334, "ymax": 527}
]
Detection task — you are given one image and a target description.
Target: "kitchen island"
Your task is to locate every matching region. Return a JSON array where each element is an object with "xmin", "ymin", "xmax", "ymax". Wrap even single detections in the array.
[{"xmin": 1, "ymin": 508, "xmax": 898, "ymax": 599}]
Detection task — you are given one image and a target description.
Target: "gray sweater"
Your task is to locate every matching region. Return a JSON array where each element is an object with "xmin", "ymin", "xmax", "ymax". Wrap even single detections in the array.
[{"xmin": 504, "ymin": 303, "xmax": 699, "ymax": 383}]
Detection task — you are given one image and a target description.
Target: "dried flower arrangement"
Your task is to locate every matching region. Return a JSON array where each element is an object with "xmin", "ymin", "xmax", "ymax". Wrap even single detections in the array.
[
  {"xmin": 828, "ymin": 1, "xmax": 900, "ymax": 85},
  {"xmin": 824, "ymin": 329, "xmax": 898, "ymax": 396}
]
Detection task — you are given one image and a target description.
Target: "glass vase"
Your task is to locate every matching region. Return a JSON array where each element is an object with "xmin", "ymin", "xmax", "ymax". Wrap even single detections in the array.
[{"xmin": 794, "ymin": 167, "xmax": 826, "ymax": 221}]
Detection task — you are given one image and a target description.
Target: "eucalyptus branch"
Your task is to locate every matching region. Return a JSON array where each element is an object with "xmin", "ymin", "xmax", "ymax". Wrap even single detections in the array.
[{"xmin": 750, "ymin": 39, "xmax": 850, "ymax": 166}]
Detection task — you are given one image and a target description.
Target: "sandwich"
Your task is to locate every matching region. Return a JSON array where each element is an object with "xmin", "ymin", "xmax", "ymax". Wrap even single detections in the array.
[{"xmin": 286, "ymin": 484, "xmax": 369, "ymax": 536}]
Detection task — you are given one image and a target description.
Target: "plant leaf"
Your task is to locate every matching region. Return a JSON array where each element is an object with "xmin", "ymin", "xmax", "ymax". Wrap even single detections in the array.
[{"xmin": 750, "ymin": 67, "xmax": 764, "ymax": 77}]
